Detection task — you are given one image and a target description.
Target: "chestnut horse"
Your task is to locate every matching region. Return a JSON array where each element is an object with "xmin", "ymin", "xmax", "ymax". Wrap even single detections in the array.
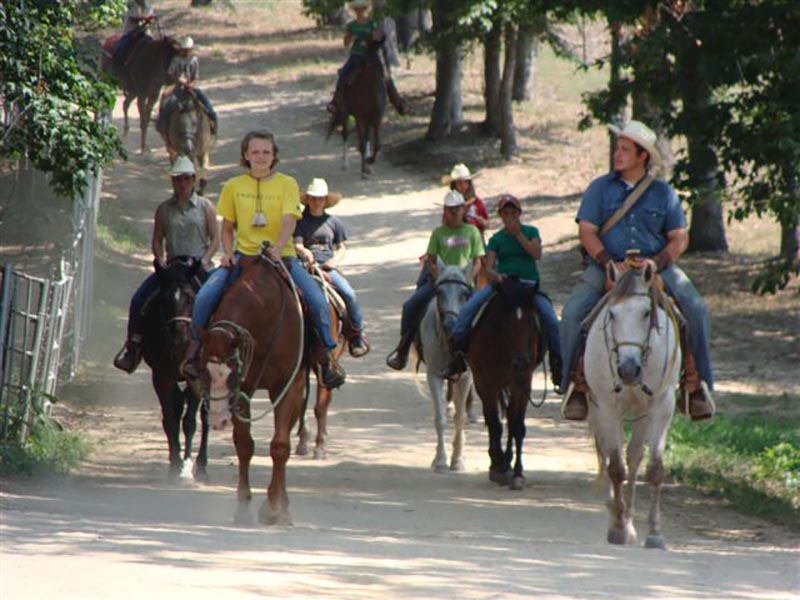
[
  {"xmin": 161, "ymin": 84, "xmax": 213, "ymax": 194},
  {"xmin": 466, "ymin": 279, "xmax": 544, "ymax": 490},
  {"xmin": 101, "ymin": 35, "xmax": 178, "ymax": 153},
  {"xmin": 141, "ymin": 258, "xmax": 209, "ymax": 481},
  {"xmin": 195, "ymin": 254, "xmax": 306, "ymax": 526}
]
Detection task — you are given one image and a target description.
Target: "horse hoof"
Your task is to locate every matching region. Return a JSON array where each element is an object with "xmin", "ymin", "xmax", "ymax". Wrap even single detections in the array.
[
  {"xmin": 489, "ymin": 469, "xmax": 510, "ymax": 486},
  {"xmin": 179, "ymin": 458, "xmax": 194, "ymax": 481},
  {"xmin": 258, "ymin": 502, "xmax": 293, "ymax": 527},
  {"xmin": 432, "ymin": 460, "xmax": 449, "ymax": 473},
  {"xmin": 510, "ymin": 476, "xmax": 525, "ymax": 491},
  {"xmin": 193, "ymin": 466, "xmax": 209, "ymax": 484},
  {"xmin": 467, "ymin": 411, "xmax": 479, "ymax": 425},
  {"xmin": 607, "ymin": 528, "xmax": 627, "ymax": 545},
  {"xmin": 645, "ymin": 535, "xmax": 667, "ymax": 550},
  {"xmin": 234, "ymin": 505, "xmax": 254, "ymax": 526},
  {"xmin": 449, "ymin": 459, "xmax": 465, "ymax": 472},
  {"xmin": 295, "ymin": 441, "xmax": 309, "ymax": 456},
  {"xmin": 313, "ymin": 448, "xmax": 327, "ymax": 460},
  {"xmin": 140, "ymin": 146, "xmax": 151, "ymax": 154}
]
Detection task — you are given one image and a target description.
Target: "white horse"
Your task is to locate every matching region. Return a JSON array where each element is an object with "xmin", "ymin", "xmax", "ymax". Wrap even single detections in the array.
[
  {"xmin": 585, "ymin": 263, "xmax": 681, "ymax": 549},
  {"xmin": 418, "ymin": 260, "xmax": 473, "ymax": 473}
]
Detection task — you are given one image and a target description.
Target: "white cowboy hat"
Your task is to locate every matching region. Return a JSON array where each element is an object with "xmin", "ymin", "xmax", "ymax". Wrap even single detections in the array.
[
  {"xmin": 301, "ymin": 177, "xmax": 342, "ymax": 208},
  {"xmin": 179, "ymin": 36, "xmax": 195, "ymax": 50},
  {"xmin": 608, "ymin": 120, "xmax": 662, "ymax": 167},
  {"xmin": 441, "ymin": 162, "xmax": 480, "ymax": 185},
  {"xmin": 440, "ymin": 190, "xmax": 465, "ymax": 208},
  {"xmin": 170, "ymin": 155, "xmax": 195, "ymax": 177},
  {"xmin": 350, "ymin": 0, "xmax": 369, "ymax": 8}
]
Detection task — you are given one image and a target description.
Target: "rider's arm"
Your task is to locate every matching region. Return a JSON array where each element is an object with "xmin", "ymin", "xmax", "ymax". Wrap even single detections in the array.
[
  {"xmin": 483, "ymin": 251, "xmax": 502, "ymax": 282},
  {"xmin": 220, "ymin": 218, "xmax": 235, "ymax": 267},
  {"xmin": 516, "ymin": 231, "xmax": 542, "ymax": 260},
  {"xmin": 344, "ymin": 29, "xmax": 353, "ymax": 48},
  {"xmin": 267, "ymin": 214, "xmax": 297, "ymax": 261},
  {"xmin": 654, "ymin": 227, "xmax": 688, "ymax": 270},
  {"xmin": 151, "ymin": 205, "xmax": 167, "ymax": 264},
  {"xmin": 294, "ymin": 238, "xmax": 315, "ymax": 264},
  {"xmin": 327, "ymin": 242, "xmax": 346, "ymax": 269},
  {"xmin": 579, "ymin": 220, "xmax": 613, "ymax": 267},
  {"xmin": 201, "ymin": 201, "xmax": 219, "ymax": 269}
]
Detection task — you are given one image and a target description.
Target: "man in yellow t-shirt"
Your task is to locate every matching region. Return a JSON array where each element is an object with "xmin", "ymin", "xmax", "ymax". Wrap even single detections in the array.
[{"xmin": 185, "ymin": 130, "xmax": 345, "ymax": 389}]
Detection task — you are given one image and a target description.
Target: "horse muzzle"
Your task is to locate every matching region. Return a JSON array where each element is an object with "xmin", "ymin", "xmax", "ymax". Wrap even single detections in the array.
[{"xmin": 617, "ymin": 358, "xmax": 642, "ymax": 385}]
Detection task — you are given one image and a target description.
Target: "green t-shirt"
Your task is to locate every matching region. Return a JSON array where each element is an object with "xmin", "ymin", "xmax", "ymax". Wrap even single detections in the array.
[
  {"xmin": 426, "ymin": 223, "xmax": 485, "ymax": 268},
  {"xmin": 487, "ymin": 224, "xmax": 541, "ymax": 282},
  {"xmin": 346, "ymin": 19, "xmax": 377, "ymax": 56}
]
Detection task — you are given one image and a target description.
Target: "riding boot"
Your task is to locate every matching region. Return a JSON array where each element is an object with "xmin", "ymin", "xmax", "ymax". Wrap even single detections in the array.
[
  {"xmin": 348, "ymin": 330, "xmax": 371, "ymax": 358},
  {"xmin": 180, "ymin": 338, "xmax": 202, "ymax": 380},
  {"xmin": 386, "ymin": 330, "xmax": 415, "ymax": 371},
  {"xmin": 113, "ymin": 334, "xmax": 142, "ymax": 374},
  {"xmin": 327, "ymin": 88, "xmax": 344, "ymax": 116},
  {"xmin": 209, "ymin": 115, "xmax": 218, "ymax": 137},
  {"xmin": 441, "ymin": 350, "xmax": 468, "ymax": 379},
  {"xmin": 676, "ymin": 324, "xmax": 715, "ymax": 420},
  {"xmin": 320, "ymin": 352, "xmax": 346, "ymax": 389},
  {"xmin": 561, "ymin": 354, "xmax": 589, "ymax": 421},
  {"xmin": 550, "ymin": 353, "xmax": 564, "ymax": 395},
  {"xmin": 386, "ymin": 79, "xmax": 409, "ymax": 115}
]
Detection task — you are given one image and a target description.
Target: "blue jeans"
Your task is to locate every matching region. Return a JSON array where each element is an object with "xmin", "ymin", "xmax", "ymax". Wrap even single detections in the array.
[
  {"xmin": 127, "ymin": 272, "xmax": 159, "ymax": 339},
  {"xmin": 399, "ymin": 267, "xmax": 434, "ymax": 338},
  {"xmin": 326, "ymin": 268, "xmax": 363, "ymax": 331},
  {"xmin": 452, "ymin": 282, "xmax": 561, "ymax": 359},
  {"xmin": 559, "ymin": 263, "xmax": 713, "ymax": 391},
  {"xmin": 191, "ymin": 255, "xmax": 336, "ymax": 350},
  {"xmin": 158, "ymin": 88, "xmax": 216, "ymax": 131}
]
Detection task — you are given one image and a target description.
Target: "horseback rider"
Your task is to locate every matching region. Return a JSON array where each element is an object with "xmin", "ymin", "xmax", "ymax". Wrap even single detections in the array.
[
  {"xmin": 386, "ymin": 190, "xmax": 484, "ymax": 371},
  {"xmin": 112, "ymin": 0, "xmax": 156, "ymax": 68},
  {"xmin": 443, "ymin": 163, "xmax": 490, "ymax": 242},
  {"xmin": 156, "ymin": 36, "xmax": 218, "ymax": 136},
  {"xmin": 182, "ymin": 130, "xmax": 346, "ymax": 389},
  {"xmin": 326, "ymin": 0, "xmax": 409, "ymax": 119},
  {"xmin": 114, "ymin": 156, "xmax": 219, "ymax": 373},
  {"xmin": 443, "ymin": 194, "xmax": 563, "ymax": 387},
  {"xmin": 560, "ymin": 120, "xmax": 716, "ymax": 422},
  {"xmin": 294, "ymin": 178, "xmax": 370, "ymax": 358}
]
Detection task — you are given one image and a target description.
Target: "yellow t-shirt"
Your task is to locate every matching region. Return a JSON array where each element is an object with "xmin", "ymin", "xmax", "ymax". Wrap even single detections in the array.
[{"xmin": 217, "ymin": 172, "xmax": 302, "ymax": 257}]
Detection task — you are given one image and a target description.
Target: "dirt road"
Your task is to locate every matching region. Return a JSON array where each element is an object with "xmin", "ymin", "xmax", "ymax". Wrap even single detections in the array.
[{"xmin": 2, "ymin": 7, "xmax": 798, "ymax": 598}]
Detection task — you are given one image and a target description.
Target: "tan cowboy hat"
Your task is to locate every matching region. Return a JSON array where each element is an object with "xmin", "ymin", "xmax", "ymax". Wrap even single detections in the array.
[
  {"xmin": 438, "ymin": 190, "xmax": 465, "ymax": 208},
  {"xmin": 441, "ymin": 162, "xmax": 480, "ymax": 186},
  {"xmin": 179, "ymin": 36, "xmax": 194, "ymax": 50},
  {"xmin": 170, "ymin": 155, "xmax": 195, "ymax": 177},
  {"xmin": 608, "ymin": 120, "xmax": 662, "ymax": 167},
  {"xmin": 301, "ymin": 177, "xmax": 342, "ymax": 208}
]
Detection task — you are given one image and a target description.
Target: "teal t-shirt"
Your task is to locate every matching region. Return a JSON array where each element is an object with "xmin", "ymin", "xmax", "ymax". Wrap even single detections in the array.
[
  {"xmin": 426, "ymin": 223, "xmax": 485, "ymax": 268},
  {"xmin": 346, "ymin": 19, "xmax": 377, "ymax": 56},
  {"xmin": 487, "ymin": 224, "xmax": 541, "ymax": 282}
]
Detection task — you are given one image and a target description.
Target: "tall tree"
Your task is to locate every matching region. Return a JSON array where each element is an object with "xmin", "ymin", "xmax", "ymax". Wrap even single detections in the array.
[
  {"xmin": 499, "ymin": 22, "xmax": 518, "ymax": 157},
  {"xmin": 425, "ymin": 0, "xmax": 466, "ymax": 139},
  {"xmin": 482, "ymin": 17, "xmax": 502, "ymax": 136}
]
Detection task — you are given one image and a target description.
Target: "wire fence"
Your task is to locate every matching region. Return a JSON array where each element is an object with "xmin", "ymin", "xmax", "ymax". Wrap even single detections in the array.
[{"xmin": 0, "ymin": 169, "xmax": 101, "ymax": 444}]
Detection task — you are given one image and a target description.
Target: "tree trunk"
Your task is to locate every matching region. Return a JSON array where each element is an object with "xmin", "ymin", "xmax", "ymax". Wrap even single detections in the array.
[
  {"xmin": 190, "ymin": 0, "xmax": 212, "ymax": 6},
  {"xmin": 500, "ymin": 23, "xmax": 518, "ymax": 159},
  {"xmin": 512, "ymin": 26, "xmax": 538, "ymax": 102},
  {"xmin": 780, "ymin": 173, "xmax": 800, "ymax": 261},
  {"xmin": 678, "ymin": 53, "xmax": 728, "ymax": 252},
  {"xmin": 608, "ymin": 21, "xmax": 624, "ymax": 171},
  {"xmin": 426, "ymin": 2, "xmax": 462, "ymax": 140},
  {"xmin": 483, "ymin": 19, "xmax": 502, "ymax": 137}
]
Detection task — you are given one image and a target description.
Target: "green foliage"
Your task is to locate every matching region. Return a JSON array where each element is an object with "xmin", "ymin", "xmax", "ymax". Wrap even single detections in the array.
[
  {"xmin": 0, "ymin": 0, "xmax": 126, "ymax": 200},
  {"xmin": 666, "ymin": 415, "xmax": 800, "ymax": 527},
  {"xmin": 0, "ymin": 414, "xmax": 91, "ymax": 477},
  {"xmin": 301, "ymin": 0, "xmax": 345, "ymax": 25}
]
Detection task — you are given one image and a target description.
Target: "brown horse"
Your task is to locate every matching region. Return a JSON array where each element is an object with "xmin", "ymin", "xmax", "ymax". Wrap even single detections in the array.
[
  {"xmin": 195, "ymin": 254, "xmax": 306, "ymax": 526},
  {"xmin": 327, "ymin": 41, "xmax": 385, "ymax": 178},
  {"xmin": 466, "ymin": 279, "xmax": 544, "ymax": 490},
  {"xmin": 160, "ymin": 84, "xmax": 213, "ymax": 194},
  {"xmin": 101, "ymin": 34, "xmax": 178, "ymax": 153},
  {"xmin": 141, "ymin": 258, "xmax": 209, "ymax": 481}
]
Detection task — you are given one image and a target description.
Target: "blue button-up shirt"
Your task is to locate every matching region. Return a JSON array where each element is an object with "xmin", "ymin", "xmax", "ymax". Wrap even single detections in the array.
[{"xmin": 576, "ymin": 171, "xmax": 686, "ymax": 260}]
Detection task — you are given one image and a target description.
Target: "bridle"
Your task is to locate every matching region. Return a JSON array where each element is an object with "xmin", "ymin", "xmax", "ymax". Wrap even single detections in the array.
[{"xmin": 434, "ymin": 277, "xmax": 471, "ymax": 322}]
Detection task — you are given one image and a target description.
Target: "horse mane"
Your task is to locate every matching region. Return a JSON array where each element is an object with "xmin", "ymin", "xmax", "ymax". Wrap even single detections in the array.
[{"xmin": 606, "ymin": 269, "xmax": 648, "ymax": 304}]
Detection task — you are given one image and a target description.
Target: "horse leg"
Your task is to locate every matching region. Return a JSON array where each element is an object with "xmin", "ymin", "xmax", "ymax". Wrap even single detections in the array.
[
  {"xmin": 313, "ymin": 384, "xmax": 332, "ymax": 460},
  {"xmin": 507, "ymin": 386, "xmax": 528, "ymax": 491},
  {"xmin": 295, "ymin": 388, "xmax": 310, "ymax": 457},
  {"xmin": 357, "ymin": 122, "xmax": 370, "ymax": 178},
  {"xmin": 153, "ymin": 372, "xmax": 183, "ymax": 479},
  {"xmin": 427, "ymin": 372, "xmax": 449, "ymax": 473},
  {"xmin": 197, "ymin": 152, "xmax": 209, "ymax": 195},
  {"xmin": 644, "ymin": 404, "xmax": 672, "ymax": 549},
  {"xmin": 122, "ymin": 93, "xmax": 134, "ymax": 136},
  {"xmin": 341, "ymin": 118, "xmax": 349, "ymax": 171},
  {"xmin": 449, "ymin": 375, "xmax": 470, "ymax": 472},
  {"xmin": 259, "ymin": 373, "xmax": 305, "ymax": 527},
  {"xmin": 623, "ymin": 418, "xmax": 648, "ymax": 542},
  {"xmin": 179, "ymin": 386, "xmax": 200, "ymax": 481},
  {"xmin": 484, "ymin": 390, "xmax": 509, "ymax": 485},
  {"xmin": 466, "ymin": 384, "xmax": 479, "ymax": 424},
  {"xmin": 193, "ymin": 389, "xmax": 210, "ymax": 482},
  {"xmin": 232, "ymin": 414, "xmax": 255, "ymax": 525},
  {"xmin": 137, "ymin": 95, "xmax": 155, "ymax": 153}
]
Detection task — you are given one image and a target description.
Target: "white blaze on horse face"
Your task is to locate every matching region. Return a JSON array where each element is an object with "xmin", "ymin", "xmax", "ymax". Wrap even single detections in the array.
[
  {"xmin": 207, "ymin": 361, "xmax": 233, "ymax": 398},
  {"xmin": 516, "ymin": 307, "xmax": 522, "ymax": 320}
]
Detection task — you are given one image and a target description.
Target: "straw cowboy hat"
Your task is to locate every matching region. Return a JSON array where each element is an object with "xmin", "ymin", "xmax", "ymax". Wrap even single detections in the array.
[
  {"xmin": 301, "ymin": 178, "xmax": 342, "ymax": 208},
  {"xmin": 608, "ymin": 120, "xmax": 662, "ymax": 167},
  {"xmin": 170, "ymin": 155, "xmax": 195, "ymax": 177},
  {"xmin": 439, "ymin": 190, "xmax": 465, "ymax": 208},
  {"xmin": 179, "ymin": 36, "xmax": 194, "ymax": 50},
  {"xmin": 440, "ymin": 163, "xmax": 480, "ymax": 186}
]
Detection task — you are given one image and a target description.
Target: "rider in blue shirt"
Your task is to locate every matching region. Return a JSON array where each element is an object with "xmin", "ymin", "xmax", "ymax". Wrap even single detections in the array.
[{"xmin": 560, "ymin": 120, "xmax": 715, "ymax": 422}]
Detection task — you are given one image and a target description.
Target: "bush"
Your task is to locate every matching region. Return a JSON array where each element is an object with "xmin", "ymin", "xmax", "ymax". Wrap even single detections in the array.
[{"xmin": 0, "ymin": 415, "xmax": 90, "ymax": 477}]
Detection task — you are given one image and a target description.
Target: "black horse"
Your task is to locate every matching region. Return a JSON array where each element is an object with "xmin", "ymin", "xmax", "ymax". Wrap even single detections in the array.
[
  {"xmin": 327, "ymin": 40, "xmax": 386, "ymax": 178},
  {"xmin": 141, "ymin": 258, "xmax": 209, "ymax": 481}
]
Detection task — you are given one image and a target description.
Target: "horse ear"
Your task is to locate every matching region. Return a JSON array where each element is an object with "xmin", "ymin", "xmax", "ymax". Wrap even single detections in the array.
[
  {"xmin": 606, "ymin": 261, "xmax": 618, "ymax": 284},
  {"xmin": 641, "ymin": 261, "xmax": 655, "ymax": 285}
]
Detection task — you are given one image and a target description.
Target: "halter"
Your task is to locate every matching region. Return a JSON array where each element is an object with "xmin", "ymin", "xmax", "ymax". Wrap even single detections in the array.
[{"xmin": 434, "ymin": 277, "xmax": 471, "ymax": 322}]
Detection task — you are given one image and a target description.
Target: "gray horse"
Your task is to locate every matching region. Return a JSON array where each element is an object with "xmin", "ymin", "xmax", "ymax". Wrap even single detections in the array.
[
  {"xmin": 418, "ymin": 260, "xmax": 473, "ymax": 473},
  {"xmin": 160, "ymin": 85, "xmax": 213, "ymax": 194}
]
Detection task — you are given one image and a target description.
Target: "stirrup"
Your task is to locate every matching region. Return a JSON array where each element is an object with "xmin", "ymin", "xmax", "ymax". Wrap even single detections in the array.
[
  {"xmin": 679, "ymin": 381, "xmax": 715, "ymax": 421},
  {"xmin": 321, "ymin": 360, "xmax": 346, "ymax": 389},
  {"xmin": 560, "ymin": 383, "xmax": 589, "ymax": 421},
  {"xmin": 348, "ymin": 336, "xmax": 370, "ymax": 358},
  {"xmin": 386, "ymin": 348, "xmax": 408, "ymax": 371}
]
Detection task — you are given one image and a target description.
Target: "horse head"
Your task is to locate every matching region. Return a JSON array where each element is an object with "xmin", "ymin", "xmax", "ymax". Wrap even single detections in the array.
[
  {"xmin": 603, "ymin": 264, "xmax": 658, "ymax": 386},
  {"xmin": 171, "ymin": 85, "xmax": 199, "ymax": 156},
  {"xmin": 496, "ymin": 278, "xmax": 541, "ymax": 370},
  {"xmin": 154, "ymin": 257, "xmax": 201, "ymax": 362},
  {"xmin": 434, "ymin": 258, "xmax": 472, "ymax": 335}
]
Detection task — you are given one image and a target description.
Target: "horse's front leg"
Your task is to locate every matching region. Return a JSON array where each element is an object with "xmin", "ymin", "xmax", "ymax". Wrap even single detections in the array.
[
  {"xmin": 341, "ymin": 118, "xmax": 349, "ymax": 171},
  {"xmin": 644, "ymin": 405, "xmax": 672, "ymax": 549},
  {"xmin": 449, "ymin": 375, "xmax": 470, "ymax": 472},
  {"xmin": 153, "ymin": 372, "xmax": 182, "ymax": 479},
  {"xmin": 232, "ymin": 407, "xmax": 255, "ymax": 525},
  {"xmin": 122, "ymin": 93, "xmax": 134, "ymax": 136},
  {"xmin": 427, "ymin": 372, "xmax": 449, "ymax": 473},
  {"xmin": 313, "ymin": 385, "xmax": 332, "ymax": 460},
  {"xmin": 193, "ymin": 390, "xmax": 210, "ymax": 482},
  {"xmin": 507, "ymin": 387, "xmax": 528, "ymax": 491},
  {"xmin": 481, "ymin": 388, "xmax": 508, "ymax": 485},
  {"xmin": 137, "ymin": 94, "xmax": 155, "ymax": 153},
  {"xmin": 624, "ymin": 418, "xmax": 648, "ymax": 537}
]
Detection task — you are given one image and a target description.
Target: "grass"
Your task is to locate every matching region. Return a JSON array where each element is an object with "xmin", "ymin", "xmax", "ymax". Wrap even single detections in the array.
[
  {"xmin": 0, "ymin": 413, "xmax": 91, "ymax": 477},
  {"xmin": 665, "ymin": 403, "xmax": 800, "ymax": 529}
]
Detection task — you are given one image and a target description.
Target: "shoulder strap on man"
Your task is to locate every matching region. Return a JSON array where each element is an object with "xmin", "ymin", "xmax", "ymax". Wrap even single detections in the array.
[{"xmin": 599, "ymin": 174, "xmax": 655, "ymax": 236}]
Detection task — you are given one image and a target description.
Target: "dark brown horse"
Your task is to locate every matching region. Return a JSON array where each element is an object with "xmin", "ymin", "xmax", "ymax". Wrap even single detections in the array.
[
  {"xmin": 141, "ymin": 258, "xmax": 209, "ymax": 481},
  {"xmin": 101, "ymin": 34, "xmax": 178, "ymax": 153},
  {"xmin": 195, "ymin": 254, "xmax": 306, "ymax": 526},
  {"xmin": 295, "ymin": 269, "xmax": 347, "ymax": 460},
  {"xmin": 328, "ymin": 41, "xmax": 385, "ymax": 178},
  {"xmin": 466, "ymin": 279, "xmax": 544, "ymax": 490}
]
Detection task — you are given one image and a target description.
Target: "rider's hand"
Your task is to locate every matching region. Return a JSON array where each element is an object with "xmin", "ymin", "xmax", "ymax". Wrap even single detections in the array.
[
  {"xmin": 220, "ymin": 253, "xmax": 235, "ymax": 268},
  {"xmin": 504, "ymin": 217, "xmax": 522, "ymax": 236},
  {"xmin": 201, "ymin": 257, "xmax": 211, "ymax": 271},
  {"xmin": 267, "ymin": 244, "xmax": 282, "ymax": 262}
]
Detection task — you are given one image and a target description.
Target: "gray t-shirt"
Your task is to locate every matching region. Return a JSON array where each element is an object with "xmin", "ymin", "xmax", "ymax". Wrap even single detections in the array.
[{"xmin": 157, "ymin": 192, "xmax": 212, "ymax": 259}]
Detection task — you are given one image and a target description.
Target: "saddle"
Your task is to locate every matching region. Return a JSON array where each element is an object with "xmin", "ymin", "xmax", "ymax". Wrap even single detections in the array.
[{"xmin": 472, "ymin": 278, "xmax": 540, "ymax": 330}]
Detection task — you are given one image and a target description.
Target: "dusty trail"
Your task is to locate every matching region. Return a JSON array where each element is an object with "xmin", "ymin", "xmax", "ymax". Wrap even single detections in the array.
[{"xmin": 2, "ymin": 10, "xmax": 798, "ymax": 599}]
